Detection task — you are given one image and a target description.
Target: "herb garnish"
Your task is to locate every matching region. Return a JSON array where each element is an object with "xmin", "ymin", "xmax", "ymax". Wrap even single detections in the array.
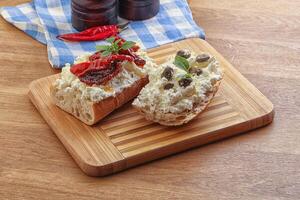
[
  {"xmin": 96, "ymin": 37, "xmax": 136, "ymax": 57},
  {"xmin": 174, "ymin": 55, "xmax": 192, "ymax": 78},
  {"xmin": 174, "ymin": 55, "xmax": 190, "ymax": 71}
]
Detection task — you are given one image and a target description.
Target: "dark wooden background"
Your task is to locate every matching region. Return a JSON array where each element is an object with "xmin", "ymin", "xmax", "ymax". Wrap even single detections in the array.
[{"xmin": 0, "ymin": 0, "xmax": 299, "ymax": 199}]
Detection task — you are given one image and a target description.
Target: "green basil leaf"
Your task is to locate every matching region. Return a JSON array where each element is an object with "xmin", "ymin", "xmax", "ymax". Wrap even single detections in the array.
[
  {"xmin": 111, "ymin": 43, "xmax": 120, "ymax": 53},
  {"xmin": 101, "ymin": 50, "xmax": 112, "ymax": 57},
  {"xmin": 121, "ymin": 41, "xmax": 136, "ymax": 50},
  {"xmin": 96, "ymin": 45, "xmax": 110, "ymax": 51},
  {"xmin": 174, "ymin": 56, "xmax": 190, "ymax": 72},
  {"xmin": 106, "ymin": 37, "xmax": 115, "ymax": 44}
]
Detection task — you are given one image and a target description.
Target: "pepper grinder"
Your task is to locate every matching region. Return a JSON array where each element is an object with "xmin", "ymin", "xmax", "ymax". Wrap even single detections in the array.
[
  {"xmin": 71, "ymin": 0, "xmax": 118, "ymax": 31},
  {"xmin": 119, "ymin": 0, "xmax": 160, "ymax": 20}
]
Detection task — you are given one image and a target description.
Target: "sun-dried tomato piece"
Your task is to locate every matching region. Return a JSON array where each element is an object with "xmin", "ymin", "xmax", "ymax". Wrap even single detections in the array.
[
  {"xmin": 110, "ymin": 54, "xmax": 134, "ymax": 63},
  {"xmin": 71, "ymin": 54, "xmax": 137, "ymax": 86},
  {"xmin": 79, "ymin": 61, "xmax": 122, "ymax": 86},
  {"xmin": 119, "ymin": 49, "xmax": 145, "ymax": 67},
  {"xmin": 114, "ymin": 36, "xmax": 126, "ymax": 46},
  {"xmin": 70, "ymin": 60, "xmax": 109, "ymax": 77},
  {"xmin": 70, "ymin": 62, "xmax": 91, "ymax": 77},
  {"xmin": 131, "ymin": 45, "xmax": 140, "ymax": 52},
  {"xmin": 89, "ymin": 58, "xmax": 110, "ymax": 70},
  {"xmin": 89, "ymin": 52, "xmax": 102, "ymax": 61},
  {"xmin": 134, "ymin": 57, "xmax": 146, "ymax": 67}
]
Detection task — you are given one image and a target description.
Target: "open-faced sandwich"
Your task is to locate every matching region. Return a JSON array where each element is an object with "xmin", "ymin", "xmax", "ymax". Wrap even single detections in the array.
[
  {"xmin": 132, "ymin": 49, "xmax": 223, "ymax": 126},
  {"xmin": 51, "ymin": 37, "xmax": 156, "ymax": 125}
]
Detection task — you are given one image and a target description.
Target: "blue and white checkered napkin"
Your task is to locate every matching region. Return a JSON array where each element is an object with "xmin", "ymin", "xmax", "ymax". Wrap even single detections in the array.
[{"xmin": 0, "ymin": 0, "xmax": 205, "ymax": 69}]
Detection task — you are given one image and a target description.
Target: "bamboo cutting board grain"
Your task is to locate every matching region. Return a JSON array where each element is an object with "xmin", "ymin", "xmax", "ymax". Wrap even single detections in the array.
[{"xmin": 28, "ymin": 38, "xmax": 274, "ymax": 176}]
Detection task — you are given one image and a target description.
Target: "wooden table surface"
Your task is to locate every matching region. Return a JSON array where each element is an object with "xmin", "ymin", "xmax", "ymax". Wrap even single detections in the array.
[{"xmin": 0, "ymin": 0, "xmax": 299, "ymax": 199}]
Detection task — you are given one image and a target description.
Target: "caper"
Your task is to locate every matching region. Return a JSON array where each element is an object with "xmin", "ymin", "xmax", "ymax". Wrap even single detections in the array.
[
  {"xmin": 161, "ymin": 67, "xmax": 174, "ymax": 81},
  {"xmin": 176, "ymin": 49, "xmax": 191, "ymax": 59},
  {"xmin": 178, "ymin": 78, "xmax": 193, "ymax": 88},
  {"xmin": 189, "ymin": 67, "xmax": 203, "ymax": 76},
  {"xmin": 196, "ymin": 53, "xmax": 210, "ymax": 63},
  {"xmin": 164, "ymin": 83, "xmax": 174, "ymax": 90}
]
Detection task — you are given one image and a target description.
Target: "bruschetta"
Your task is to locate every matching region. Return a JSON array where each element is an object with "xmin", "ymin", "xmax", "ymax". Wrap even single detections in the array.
[
  {"xmin": 51, "ymin": 38, "xmax": 156, "ymax": 125},
  {"xmin": 132, "ymin": 49, "xmax": 223, "ymax": 126}
]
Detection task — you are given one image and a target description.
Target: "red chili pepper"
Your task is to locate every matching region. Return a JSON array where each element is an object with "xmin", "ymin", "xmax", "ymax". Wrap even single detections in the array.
[
  {"xmin": 57, "ymin": 23, "xmax": 130, "ymax": 42},
  {"xmin": 57, "ymin": 25, "xmax": 118, "ymax": 42}
]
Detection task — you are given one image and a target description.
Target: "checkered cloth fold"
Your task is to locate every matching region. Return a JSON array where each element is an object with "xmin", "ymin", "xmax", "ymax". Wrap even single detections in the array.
[{"xmin": 0, "ymin": 0, "xmax": 205, "ymax": 68}]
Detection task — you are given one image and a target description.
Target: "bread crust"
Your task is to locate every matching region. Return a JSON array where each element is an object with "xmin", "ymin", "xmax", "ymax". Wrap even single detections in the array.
[
  {"xmin": 51, "ymin": 77, "xmax": 148, "ymax": 125},
  {"xmin": 133, "ymin": 79, "xmax": 222, "ymax": 126}
]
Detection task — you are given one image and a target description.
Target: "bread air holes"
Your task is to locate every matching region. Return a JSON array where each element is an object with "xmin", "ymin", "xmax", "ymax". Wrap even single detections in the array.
[
  {"xmin": 86, "ymin": 112, "xmax": 92, "ymax": 121},
  {"xmin": 75, "ymin": 99, "xmax": 80, "ymax": 105},
  {"xmin": 144, "ymin": 105, "xmax": 150, "ymax": 111},
  {"xmin": 58, "ymin": 95, "xmax": 64, "ymax": 101},
  {"xmin": 75, "ymin": 107, "xmax": 80, "ymax": 117}
]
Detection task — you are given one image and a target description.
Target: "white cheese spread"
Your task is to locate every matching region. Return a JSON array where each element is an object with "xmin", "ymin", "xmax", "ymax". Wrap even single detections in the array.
[
  {"xmin": 132, "ymin": 50, "xmax": 223, "ymax": 115},
  {"xmin": 53, "ymin": 51, "xmax": 156, "ymax": 103}
]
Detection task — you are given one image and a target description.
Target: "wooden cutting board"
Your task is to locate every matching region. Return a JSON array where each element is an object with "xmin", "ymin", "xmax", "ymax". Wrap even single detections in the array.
[{"xmin": 28, "ymin": 38, "xmax": 274, "ymax": 176}]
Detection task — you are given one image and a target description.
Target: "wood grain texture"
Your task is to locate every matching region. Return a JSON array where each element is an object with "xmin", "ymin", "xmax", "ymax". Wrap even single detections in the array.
[
  {"xmin": 28, "ymin": 38, "xmax": 274, "ymax": 176},
  {"xmin": 1, "ymin": 0, "xmax": 300, "ymax": 199}
]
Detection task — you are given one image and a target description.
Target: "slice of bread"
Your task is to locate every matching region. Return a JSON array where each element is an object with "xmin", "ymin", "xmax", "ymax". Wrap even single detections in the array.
[
  {"xmin": 133, "ymin": 80, "xmax": 221, "ymax": 126},
  {"xmin": 132, "ymin": 50, "xmax": 223, "ymax": 126},
  {"xmin": 50, "ymin": 77, "xmax": 148, "ymax": 125}
]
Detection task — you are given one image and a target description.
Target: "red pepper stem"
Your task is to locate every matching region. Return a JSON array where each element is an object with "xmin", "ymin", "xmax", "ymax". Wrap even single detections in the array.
[{"xmin": 118, "ymin": 22, "xmax": 130, "ymax": 31}]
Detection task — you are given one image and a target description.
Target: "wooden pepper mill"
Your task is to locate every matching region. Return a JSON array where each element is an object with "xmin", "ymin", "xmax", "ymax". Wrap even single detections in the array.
[
  {"xmin": 119, "ymin": 0, "xmax": 160, "ymax": 20},
  {"xmin": 71, "ymin": 0, "xmax": 118, "ymax": 31}
]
